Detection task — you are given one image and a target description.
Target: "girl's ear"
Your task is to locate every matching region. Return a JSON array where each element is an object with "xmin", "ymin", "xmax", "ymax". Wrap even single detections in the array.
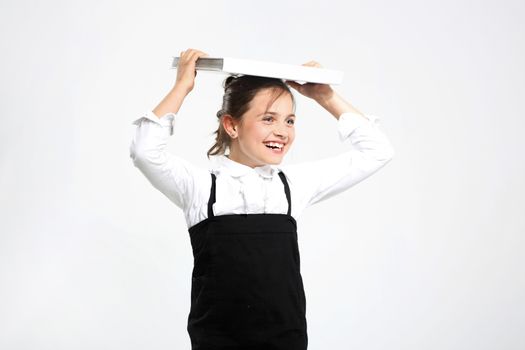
[
  {"xmin": 222, "ymin": 115, "xmax": 238, "ymax": 137},
  {"xmin": 222, "ymin": 114, "xmax": 232, "ymax": 131}
]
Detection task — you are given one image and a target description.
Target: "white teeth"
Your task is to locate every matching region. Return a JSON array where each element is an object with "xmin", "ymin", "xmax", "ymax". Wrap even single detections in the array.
[{"xmin": 264, "ymin": 142, "xmax": 284, "ymax": 149}]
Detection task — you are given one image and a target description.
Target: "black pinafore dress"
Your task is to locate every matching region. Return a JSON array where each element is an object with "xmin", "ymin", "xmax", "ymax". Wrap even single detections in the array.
[{"xmin": 187, "ymin": 171, "xmax": 308, "ymax": 350}]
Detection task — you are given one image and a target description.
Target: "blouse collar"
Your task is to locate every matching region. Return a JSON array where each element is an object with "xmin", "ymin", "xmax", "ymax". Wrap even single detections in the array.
[{"xmin": 210, "ymin": 154, "xmax": 279, "ymax": 179}]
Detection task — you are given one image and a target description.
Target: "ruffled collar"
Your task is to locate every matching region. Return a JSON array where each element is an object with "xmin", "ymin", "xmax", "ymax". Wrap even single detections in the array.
[{"xmin": 210, "ymin": 154, "xmax": 280, "ymax": 179}]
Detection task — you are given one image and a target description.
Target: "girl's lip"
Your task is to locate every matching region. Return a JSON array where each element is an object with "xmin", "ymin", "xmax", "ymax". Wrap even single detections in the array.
[{"xmin": 262, "ymin": 141, "xmax": 286, "ymax": 146}]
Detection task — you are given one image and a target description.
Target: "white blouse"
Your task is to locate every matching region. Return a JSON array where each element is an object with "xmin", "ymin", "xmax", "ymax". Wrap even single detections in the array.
[{"xmin": 130, "ymin": 110, "xmax": 395, "ymax": 229}]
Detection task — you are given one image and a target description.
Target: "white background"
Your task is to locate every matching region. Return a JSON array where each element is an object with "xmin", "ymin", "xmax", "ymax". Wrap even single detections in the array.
[{"xmin": 1, "ymin": 0, "xmax": 524, "ymax": 349}]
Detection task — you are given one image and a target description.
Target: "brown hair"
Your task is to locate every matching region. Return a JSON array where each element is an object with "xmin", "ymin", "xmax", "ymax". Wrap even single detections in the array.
[{"xmin": 207, "ymin": 74, "xmax": 296, "ymax": 158}]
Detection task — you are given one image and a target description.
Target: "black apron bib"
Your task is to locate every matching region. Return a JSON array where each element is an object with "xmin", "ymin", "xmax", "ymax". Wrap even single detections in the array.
[{"xmin": 187, "ymin": 171, "xmax": 308, "ymax": 350}]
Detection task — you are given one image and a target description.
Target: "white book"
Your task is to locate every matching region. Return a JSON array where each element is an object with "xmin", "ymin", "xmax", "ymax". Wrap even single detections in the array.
[{"xmin": 171, "ymin": 56, "xmax": 344, "ymax": 85}]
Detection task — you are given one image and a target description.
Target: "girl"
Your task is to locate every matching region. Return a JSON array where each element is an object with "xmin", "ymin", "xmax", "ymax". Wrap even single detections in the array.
[{"xmin": 130, "ymin": 48, "xmax": 395, "ymax": 350}]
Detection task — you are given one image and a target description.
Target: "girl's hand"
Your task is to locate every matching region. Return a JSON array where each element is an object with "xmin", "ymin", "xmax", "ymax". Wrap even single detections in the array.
[
  {"xmin": 175, "ymin": 48, "xmax": 209, "ymax": 94},
  {"xmin": 285, "ymin": 61, "xmax": 334, "ymax": 103}
]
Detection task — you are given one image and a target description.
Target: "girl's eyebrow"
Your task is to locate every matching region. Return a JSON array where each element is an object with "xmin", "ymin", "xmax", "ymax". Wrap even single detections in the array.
[{"xmin": 260, "ymin": 112, "xmax": 296, "ymax": 117}]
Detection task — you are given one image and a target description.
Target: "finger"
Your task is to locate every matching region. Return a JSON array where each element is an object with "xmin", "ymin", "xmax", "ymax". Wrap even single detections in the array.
[
  {"xmin": 180, "ymin": 50, "xmax": 188, "ymax": 62},
  {"xmin": 181, "ymin": 48, "xmax": 198, "ymax": 61},
  {"xmin": 303, "ymin": 61, "xmax": 322, "ymax": 67},
  {"xmin": 188, "ymin": 50, "xmax": 201, "ymax": 63},
  {"xmin": 190, "ymin": 49, "xmax": 207, "ymax": 59},
  {"xmin": 188, "ymin": 48, "xmax": 207, "ymax": 56}
]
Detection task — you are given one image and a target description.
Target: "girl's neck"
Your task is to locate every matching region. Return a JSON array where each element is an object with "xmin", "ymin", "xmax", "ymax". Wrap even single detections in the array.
[{"xmin": 225, "ymin": 153, "xmax": 267, "ymax": 169}]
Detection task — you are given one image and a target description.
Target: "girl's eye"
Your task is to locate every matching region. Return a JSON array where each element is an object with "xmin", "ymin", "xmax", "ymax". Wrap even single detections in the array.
[{"xmin": 263, "ymin": 116, "xmax": 295, "ymax": 125}]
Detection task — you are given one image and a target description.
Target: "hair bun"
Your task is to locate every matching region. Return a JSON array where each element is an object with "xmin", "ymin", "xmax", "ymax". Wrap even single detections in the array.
[
  {"xmin": 224, "ymin": 74, "xmax": 243, "ymax": 90},
  {"xmin": 225, "ymin": 76, "xmax": 235, "ymax": 87}
]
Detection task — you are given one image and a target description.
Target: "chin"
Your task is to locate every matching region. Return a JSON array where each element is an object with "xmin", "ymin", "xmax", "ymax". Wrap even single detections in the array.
[
  {"xmin": 266, "ymin": 154, "xmax": 286, "ymax": 165},
  {"xmin": 266, "ymin": 159, "xmax": 282, "ymax": 165}
]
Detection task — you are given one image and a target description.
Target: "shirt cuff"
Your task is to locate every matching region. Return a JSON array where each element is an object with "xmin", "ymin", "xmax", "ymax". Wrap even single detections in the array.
[
  {"xmin": 131, "ymin": 111, "xmax": 177, "ymax": 135},
  {"xmin": 337, "ymin": 112, "xmax": 381, "ymax": 141}
]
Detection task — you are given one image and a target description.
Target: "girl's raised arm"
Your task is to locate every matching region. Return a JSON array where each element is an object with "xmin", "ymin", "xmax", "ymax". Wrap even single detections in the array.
[
  {"xmin": 283, "ymin": 65, "xmax": 395, "ymax": 213},
  {"xmin": 129, "ymin": 49, "xmax": 210, "ymax": 211}
]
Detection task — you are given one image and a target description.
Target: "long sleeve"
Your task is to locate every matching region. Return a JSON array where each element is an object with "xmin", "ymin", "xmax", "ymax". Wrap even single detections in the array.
[
  {"xmin": 281, "ymin": 111, "xmax": 395, "ymax": 212},
  {"xmin": 129, "ymin": 110, "xmax": 205, "ymax": 211}
]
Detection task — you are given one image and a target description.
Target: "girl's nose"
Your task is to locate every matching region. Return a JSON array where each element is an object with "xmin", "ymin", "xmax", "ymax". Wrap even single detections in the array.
[
  {"xmin": 273, "ymin": 127, "xmax": 288, "ymax": 140},
  {"xmin": 275, "ymin": 121, "xmax": 291, "ymax": 137}
]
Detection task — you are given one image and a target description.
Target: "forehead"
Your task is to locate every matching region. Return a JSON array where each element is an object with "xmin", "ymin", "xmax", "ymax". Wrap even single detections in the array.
[{"xmin": 249, "ymin": 88, "xmax": 293, "ymax": 113}]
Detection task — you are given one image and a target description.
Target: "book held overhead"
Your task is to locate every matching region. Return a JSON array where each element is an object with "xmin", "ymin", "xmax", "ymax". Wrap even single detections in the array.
[{"xmin": 171, "ymin": 56, "xmax": 344, "ymax": 85}]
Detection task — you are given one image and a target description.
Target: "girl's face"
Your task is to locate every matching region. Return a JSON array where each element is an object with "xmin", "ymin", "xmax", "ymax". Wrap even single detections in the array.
[{"xmin": 227, "ymin": 88, "xmax": 296, "ymax": 168}]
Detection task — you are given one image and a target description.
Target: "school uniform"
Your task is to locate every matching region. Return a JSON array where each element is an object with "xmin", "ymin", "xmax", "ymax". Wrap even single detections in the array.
[{"xmin": 130, "ymin": 110, "xmax": 395, "ymax": 349}]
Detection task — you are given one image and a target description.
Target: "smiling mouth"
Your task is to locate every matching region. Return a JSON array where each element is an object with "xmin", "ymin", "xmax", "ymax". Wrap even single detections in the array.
[
  {"xmin": 264, "ymin": 142, "xmax": 285, "ymax": 149},
  {"xmin": 263, "ymin": 142, "xmax": 285, "ymax": 152}
]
